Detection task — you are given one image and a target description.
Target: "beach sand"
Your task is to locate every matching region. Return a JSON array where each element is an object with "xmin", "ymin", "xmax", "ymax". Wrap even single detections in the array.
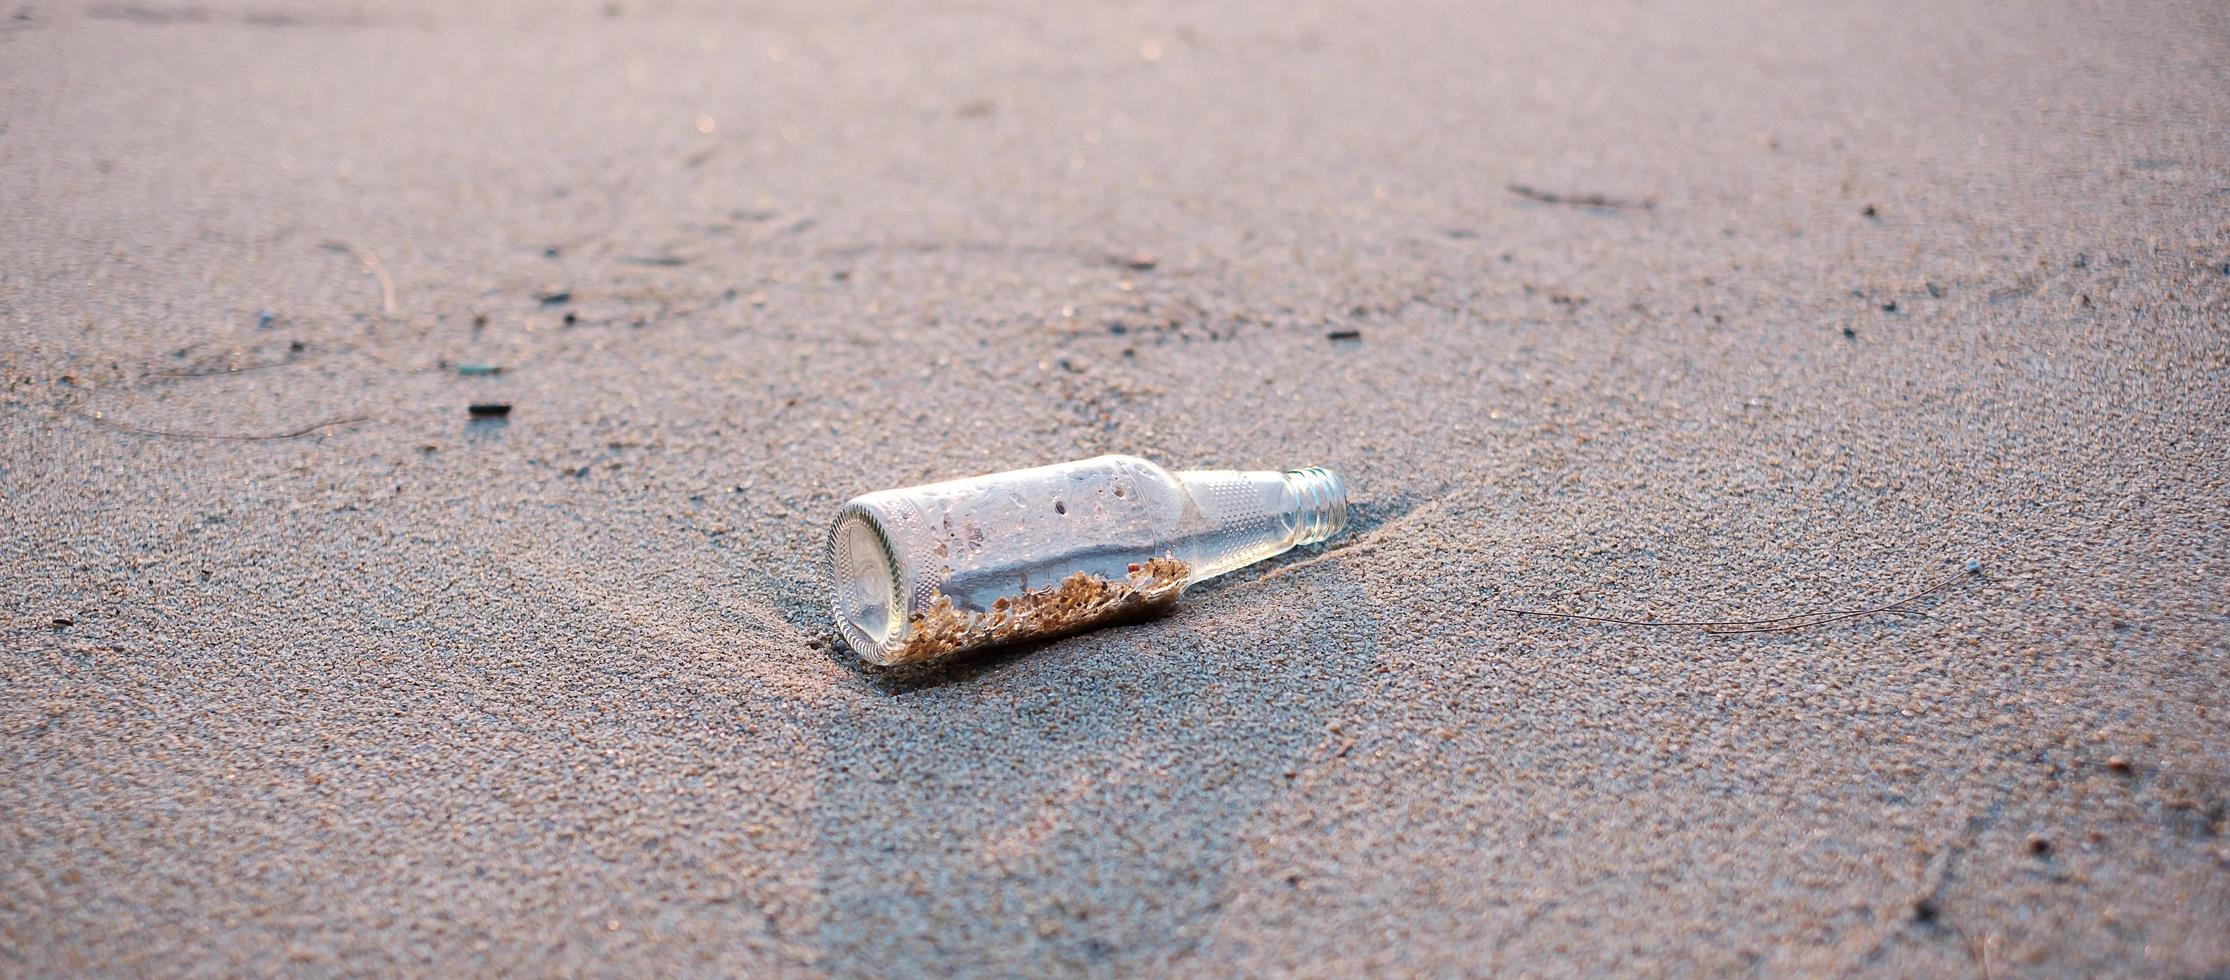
[{"xmin": 3, "ymin": 0, "xmax": 2226, "ymax": 973}]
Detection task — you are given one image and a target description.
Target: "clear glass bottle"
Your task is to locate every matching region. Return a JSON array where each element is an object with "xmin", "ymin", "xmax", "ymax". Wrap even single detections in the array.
[{"xmin": 828, "ymin": 454, "xmax": 1348, "ymax": 665}]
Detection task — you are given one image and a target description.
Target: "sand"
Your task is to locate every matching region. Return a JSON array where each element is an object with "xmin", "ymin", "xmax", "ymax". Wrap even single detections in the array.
[{"xmin": 3, "ymin": 0, "xmax": 2227, "ymax": 974}]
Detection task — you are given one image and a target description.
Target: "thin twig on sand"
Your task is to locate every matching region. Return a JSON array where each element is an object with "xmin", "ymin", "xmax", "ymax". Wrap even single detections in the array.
[
  {"xmin": 1498, "ymin": 570, "xmax": 1969, "ymax": 636},
  {"xmin": 145, "ymin": 357, "xmax": 306, "ymax": 382},
  {"xmin": 1507, "ymin": 183, "xmax": 1656, "ymax": 211},
  {"xmin": 81, "ymin": 411, "xmax": 372, "ymax": 442},
  {"xmin": 320, "ymin": 241, "xmax": 397, "ymax": 317}
]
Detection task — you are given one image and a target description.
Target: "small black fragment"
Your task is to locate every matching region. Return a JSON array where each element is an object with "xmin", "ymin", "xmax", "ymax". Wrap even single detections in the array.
[
  {"xmin": 538, "ymin": 290, "xmax": 572, "ymax": 307},
  {"xmin": 1880, "ymin": 300, "xmax": 1898, "ymax": 313},
  {"xmin": 563, "ymin": 312, "xmax": 578, "ymax": 325},
  {"xmin": 51, "ymin": 617, "xmax": 73, "ymax": 628},
  {"xmin": 290, "ymin": 340, "xmax": 306, "ymax": 353},
  {"xmin": 543, "ymin": 246, "xmax": 561, "ymax": 259},
  {"xmin": 1861, "ymin": 204, "xmax": 1879, "ymax": 219},
  {"xmin": 1326, "ymin": 329, "xmax": 1363, "ymax": 343},
  {"xmin": 468, "ymin": 403, "xmax": 513, "ymax": 418},
  {"xmin": 2028, "ymin": 836, "xmax": 2052, "ymax": 857},
  {"xmin": 1912, "ymin": 899, "xmax": 1939, "ymax": 924},
  {"xmin": 1926, "ymin": 282, "xmax": 1944, "ymax": 298},
  {"xmin": 1842, "ymin": 326, "xmax": 1857, "ymax": 339},
  {"xmin": 2072, "ymin": 253, "xmax": 2088, "ymax": 269}
]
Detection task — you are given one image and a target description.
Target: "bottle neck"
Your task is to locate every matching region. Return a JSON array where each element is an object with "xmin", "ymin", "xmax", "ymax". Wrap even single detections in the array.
[
  {"xmin": 1164, "ymin": 465, "xmax": 1350, "ymax": 583},
  {"xmin": 1282, "ymin": 466, "xmax": 1348, "ymax": 546}
]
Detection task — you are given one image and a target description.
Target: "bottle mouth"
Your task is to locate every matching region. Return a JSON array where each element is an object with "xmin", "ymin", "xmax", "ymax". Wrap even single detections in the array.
[
  {"xmin": 1284, "ymin": 467, "xmax": 1349, "ymax": 546},
  {"xmin": 828, "ymin": 506, "xmax": 904, "ymax": 662}
]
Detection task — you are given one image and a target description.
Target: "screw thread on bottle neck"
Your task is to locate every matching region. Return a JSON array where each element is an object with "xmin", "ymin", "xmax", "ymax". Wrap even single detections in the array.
[{"xmin": 1284, "ymin": 466, "xmax": 1349, "ymax": 546}]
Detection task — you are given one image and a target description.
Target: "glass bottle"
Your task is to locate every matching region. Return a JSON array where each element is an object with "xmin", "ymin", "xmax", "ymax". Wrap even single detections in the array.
[{"xmin": 828, "ymin": 454, "xmax": 1348, "ymax": 665}]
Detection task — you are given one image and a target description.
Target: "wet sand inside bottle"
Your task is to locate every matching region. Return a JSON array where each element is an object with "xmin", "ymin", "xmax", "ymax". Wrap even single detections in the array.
[{"xmin": 886, "ymin": 557, "xmax": 1191, "ymax": 666}]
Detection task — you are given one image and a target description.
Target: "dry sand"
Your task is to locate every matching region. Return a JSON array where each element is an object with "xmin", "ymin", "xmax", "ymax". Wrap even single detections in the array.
[{"xmin": 4, "ymin": 0, "xmax": 2228, "ymax": 974}]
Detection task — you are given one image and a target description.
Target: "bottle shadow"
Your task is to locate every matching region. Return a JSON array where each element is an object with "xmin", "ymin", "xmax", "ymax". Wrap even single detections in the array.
[{"xmin": 800, "ymin": 560, "xmax": 1384, "ymax": 972}]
